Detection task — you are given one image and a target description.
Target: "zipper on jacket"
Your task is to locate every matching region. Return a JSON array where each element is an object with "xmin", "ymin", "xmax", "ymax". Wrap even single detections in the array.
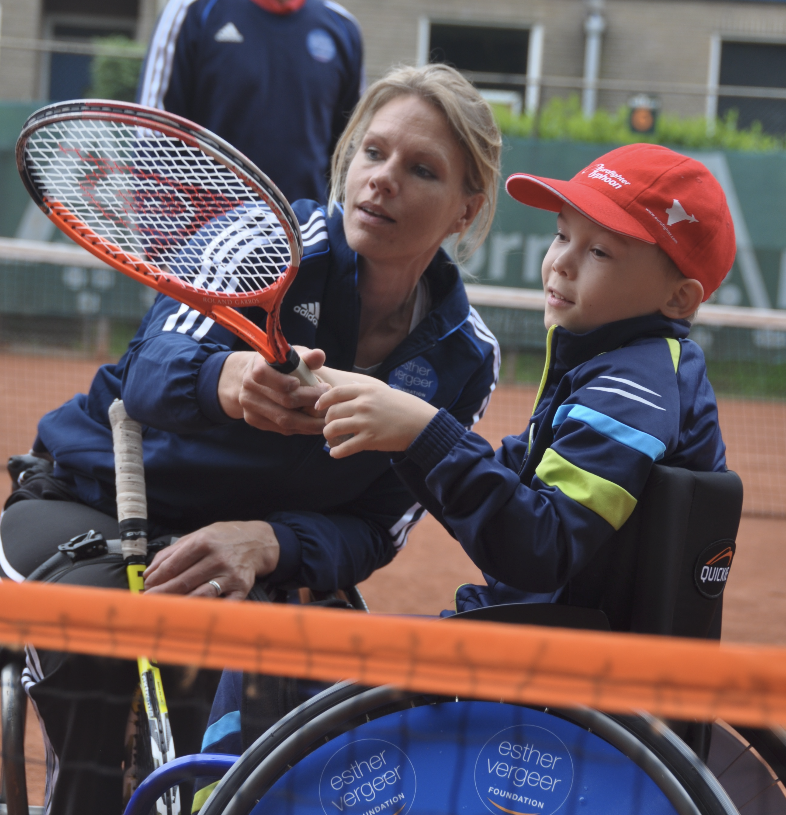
[{"xmin": 531, "ymin": 325, "xmax": 556, "ymax": 416}]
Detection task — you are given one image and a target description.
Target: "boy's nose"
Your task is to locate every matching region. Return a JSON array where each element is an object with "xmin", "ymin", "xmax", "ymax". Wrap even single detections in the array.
[{"xmin": 552, "ymin": 248, "xmax": 577, "ymax": 278}]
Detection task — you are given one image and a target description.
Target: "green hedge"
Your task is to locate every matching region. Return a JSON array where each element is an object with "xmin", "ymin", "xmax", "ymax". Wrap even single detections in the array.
[
  {"xmin": 494, "ymin": 95, "xmax": 785, "ymax": 153},
  {"xmin": 87, "ymin": 36, "xmax": 144, "ymax": 102}
]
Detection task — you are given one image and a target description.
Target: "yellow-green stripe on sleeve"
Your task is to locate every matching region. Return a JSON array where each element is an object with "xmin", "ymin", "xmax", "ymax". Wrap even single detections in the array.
[
  {"xmin": 192, "ymin": 781, "xmax": 219, "ymax": 813},
  {"xmin": 535, "ymin": 449, "xmax": 637, "ymax": 530}
]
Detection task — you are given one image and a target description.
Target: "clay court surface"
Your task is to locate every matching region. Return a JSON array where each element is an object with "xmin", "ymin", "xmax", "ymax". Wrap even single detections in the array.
[{"xmin": 0, "ymin": 351, "xmax": 785, "ymax": 804}]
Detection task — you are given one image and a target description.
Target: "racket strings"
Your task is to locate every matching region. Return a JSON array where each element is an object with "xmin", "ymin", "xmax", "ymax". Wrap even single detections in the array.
[{"xmin": 24, "ymin": 118, "xmax": 294, "ymax": 296}]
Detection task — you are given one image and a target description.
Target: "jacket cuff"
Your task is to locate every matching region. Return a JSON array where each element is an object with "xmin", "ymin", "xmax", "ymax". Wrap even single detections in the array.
[
  {"xmin": 266, "ymin": 522, "xmax": 302, "ymax": 584},
  {"xmin": 196, "ymin": 351, "xmax": 235, "ymax": 425},
  {"xmin": 406, "ymin": 408, "xmax": 467, "ymax": 472}
]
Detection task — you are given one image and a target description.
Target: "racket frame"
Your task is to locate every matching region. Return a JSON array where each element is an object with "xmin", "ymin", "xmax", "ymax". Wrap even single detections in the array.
[{"xmin": 17, "ymin": 100, "xmax": 305, "ymax": 368}]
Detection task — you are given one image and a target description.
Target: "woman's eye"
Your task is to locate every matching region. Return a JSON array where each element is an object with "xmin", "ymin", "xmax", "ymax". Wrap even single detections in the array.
[
  {"xmin": 365, "ymin": 146, "xmax": 381, "ymax": 160},
  {"xmin": 414, "ymin": 165, "xmax": 435, "ymax": 179}
]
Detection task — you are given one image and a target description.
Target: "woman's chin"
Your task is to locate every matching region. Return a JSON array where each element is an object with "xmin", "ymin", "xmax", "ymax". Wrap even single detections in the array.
[{"xmin": 344, "ymin": 220, "xmax": 396, "ymax": 262}]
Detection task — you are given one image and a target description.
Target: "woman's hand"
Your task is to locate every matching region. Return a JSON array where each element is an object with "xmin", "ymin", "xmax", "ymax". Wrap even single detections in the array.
[
  {"xmin": 217, "ymin": 347, "xmax": 329, "ymax": 434},
  {"xmin": 317, "ymin": 383, "xmax": 438, "ymax": 458},
  {"xmin": 143, "ymin": 521, "xmax": 280, "ymax": 600}
]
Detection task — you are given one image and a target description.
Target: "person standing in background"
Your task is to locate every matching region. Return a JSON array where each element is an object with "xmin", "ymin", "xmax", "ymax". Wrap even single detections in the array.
[{"xmin": 138, "ymin": 0, "xmax": 364, "ymax": 204}]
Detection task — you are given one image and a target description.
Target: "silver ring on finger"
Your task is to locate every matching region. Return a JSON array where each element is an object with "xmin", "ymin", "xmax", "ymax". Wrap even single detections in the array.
[{"xmin": 208, "ymin": 579, "xmax": 223, "ymax": 597}]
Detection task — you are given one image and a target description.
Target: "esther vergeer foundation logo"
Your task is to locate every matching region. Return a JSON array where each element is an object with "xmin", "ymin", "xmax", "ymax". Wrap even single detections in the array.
[
  {"xmin": 694, "ymin": 539, "xmax": 736, "ymax": 600},
  {"xmin": 320, "ymin": 739, "xmax": 416, "ymax": 815},
  {"xmin": 475, "ymin": 725, "xmax": 574, "ymax": 815}
]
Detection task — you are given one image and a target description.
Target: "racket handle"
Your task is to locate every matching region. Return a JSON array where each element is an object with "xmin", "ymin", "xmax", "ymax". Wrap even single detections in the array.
[
  {"xmin": 270, "ymin": 347, "xmax": 320, "ymax": 387},
  {"xmin": 108, "ymin": 399, "xmax": 148, "ymax": 560}
]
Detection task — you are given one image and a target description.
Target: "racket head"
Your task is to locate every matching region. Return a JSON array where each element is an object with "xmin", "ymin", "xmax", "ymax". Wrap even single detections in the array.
[{"xmin": 16, "ymin": 100, "xmax": 303, "ymax": 315}]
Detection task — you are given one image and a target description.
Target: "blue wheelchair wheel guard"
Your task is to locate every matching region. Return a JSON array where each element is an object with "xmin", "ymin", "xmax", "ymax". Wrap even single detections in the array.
[{"xmin": 253, "ymin": 702, "xmax": 680, "ymax": 815}]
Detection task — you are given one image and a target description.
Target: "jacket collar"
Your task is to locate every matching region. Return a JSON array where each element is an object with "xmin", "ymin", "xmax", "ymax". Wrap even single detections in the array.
[{"xmin": 549, "ymin": 313, "xmax": 691, "ymax": 375}]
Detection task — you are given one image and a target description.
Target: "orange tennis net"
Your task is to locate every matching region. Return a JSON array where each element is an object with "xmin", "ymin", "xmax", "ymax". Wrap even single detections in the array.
[{"xmin": 1, "ymin": 579, "xmax": 785, "ymax": 728}]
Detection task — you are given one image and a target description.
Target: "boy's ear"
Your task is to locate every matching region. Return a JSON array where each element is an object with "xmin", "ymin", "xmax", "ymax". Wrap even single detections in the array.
[{"xmin": 661, "ymin": 277, "xmax": 704, "ymax": 320}]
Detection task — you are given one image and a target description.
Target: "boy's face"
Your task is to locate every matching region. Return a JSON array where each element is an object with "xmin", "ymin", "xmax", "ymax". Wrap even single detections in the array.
[{"xmin": 541, "ymin": 205, "xmax": 682, "ymax": 334}]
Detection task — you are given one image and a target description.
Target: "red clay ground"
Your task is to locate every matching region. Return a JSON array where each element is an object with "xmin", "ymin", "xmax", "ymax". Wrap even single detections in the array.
[{"xmin": 0, "ymin": 355, "xmax": 784, "ymax": 804}]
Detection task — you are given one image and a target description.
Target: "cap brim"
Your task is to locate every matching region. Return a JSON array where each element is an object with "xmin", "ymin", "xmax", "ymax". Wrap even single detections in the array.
[{"xmin": 506, "ymin": 174, "xmax": 656, "ymax": 244}]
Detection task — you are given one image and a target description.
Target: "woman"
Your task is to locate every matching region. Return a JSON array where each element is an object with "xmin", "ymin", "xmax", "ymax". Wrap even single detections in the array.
[{"xmin": 0, "ymin": 63, "xmax": 502, "ymax": 815}]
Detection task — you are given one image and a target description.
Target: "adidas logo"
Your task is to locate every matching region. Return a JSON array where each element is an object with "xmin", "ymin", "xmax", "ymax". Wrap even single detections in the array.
[
  {"xmin": 294, "ymin": 302, "xmax": 320, "ymax": 326},
  {"xmin": 215, "ymin": 22, "xmax": 243, "ymax": 43}
]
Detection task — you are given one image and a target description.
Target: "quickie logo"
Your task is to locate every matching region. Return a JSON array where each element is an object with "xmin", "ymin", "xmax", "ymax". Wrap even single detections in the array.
[
  {"xmin": 388, "ymin": 356, "xmax": 438, "ymax": 401},
  {"xmin": 694, "ymin": 539, "xmax": 736, "ymax": 599},
  {"xmin": 474, "ymin": 726, "xmax": 573, "ymax": 815},
  {"xmin": 319, "ymin": 739, "xmax": 416, "ymax": 815}
]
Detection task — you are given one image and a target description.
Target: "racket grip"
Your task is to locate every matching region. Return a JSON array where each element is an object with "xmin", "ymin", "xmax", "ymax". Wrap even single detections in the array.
[
  {"xmin": 108, "ymin": 399, "xmax": 148, "ymax": 560},
  {"xmin": 270, "ymin": 348, "xmax": 320, "ymax": 387}
]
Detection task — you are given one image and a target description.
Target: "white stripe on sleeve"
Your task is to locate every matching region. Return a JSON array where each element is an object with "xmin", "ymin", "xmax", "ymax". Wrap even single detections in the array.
[
  {"xmin": 587, "ymin": 387, "xmax": 666, "ymax": 411},
  {"xmin": 388, "ymin": 502, "xmax": 426, "ymax": 551},
  {"xmin": 138, "ymin": 0, "xmax": 198, "ymax": 110},
  {"xmin": 162, "ymin": 302, "xmax": 189, "ymax": 332},
  {"xmin": 465, "ymin": 307, "xmax": 500, "ymax": 426},
  {"xmin": 177, "ymin": 308, "xmax": 201, "ymax": 334},
  {"xmin": 192, "ymin": 316, "xmax": 215, "ymax": 340}
]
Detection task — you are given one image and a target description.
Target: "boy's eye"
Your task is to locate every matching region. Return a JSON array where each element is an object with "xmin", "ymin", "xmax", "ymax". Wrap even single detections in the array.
[
  {"xmin": 554, "ymin": 230, "xmax": 567, "ymax": 242},
  {"xmin": 591, "ymin": 247, "xmax": 609, "ymax": 259}
]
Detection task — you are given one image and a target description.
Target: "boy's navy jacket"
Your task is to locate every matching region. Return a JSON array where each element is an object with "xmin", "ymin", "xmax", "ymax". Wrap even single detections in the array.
[
  {"xmin": 393, "ymin": 313, "xmax": 726, "ymax": 612},
  {"xmin": 137, "ymin": 0, "xmax": 363, "ymax": 204},
  {"xmin": 35, "ymin": 202, "xmax": 498, "ymax": 591}
]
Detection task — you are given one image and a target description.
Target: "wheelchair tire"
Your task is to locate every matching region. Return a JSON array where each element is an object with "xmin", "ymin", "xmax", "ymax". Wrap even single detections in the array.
[
  {"xmin": 707, "ymin": 722, "xmax": 786, "ymax": 813},
  {"xmin": 203, "ymin": 687, "xmax": 741, "ymax": 815},
  {"xmin": 199, "ymin": 681, "xmax": 389, "ymax": 815}
]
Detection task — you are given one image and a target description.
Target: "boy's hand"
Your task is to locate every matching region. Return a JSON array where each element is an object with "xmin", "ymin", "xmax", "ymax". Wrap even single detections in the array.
[{"xmin": 317, "ymin": 383, "xmax": 438, "ymax": 458}]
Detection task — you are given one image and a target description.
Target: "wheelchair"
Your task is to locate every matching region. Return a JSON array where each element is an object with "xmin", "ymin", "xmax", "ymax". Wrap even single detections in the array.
[
  {"xmin": 4, "ymin": 465, "xmax": 785, "ymax": 814},
  {"xmin": 120, "ymin": 465, "xmax": 786, "ymax": 815}
]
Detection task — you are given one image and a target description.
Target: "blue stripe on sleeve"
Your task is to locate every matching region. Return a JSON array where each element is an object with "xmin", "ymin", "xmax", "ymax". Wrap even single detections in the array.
[
  {"xmin": 552, "ymin": 404, "xmax": 666, "ymax": 461},
  {"xmin": 201, "ymin": 711, "xmax": 241, "ymax": 751}
]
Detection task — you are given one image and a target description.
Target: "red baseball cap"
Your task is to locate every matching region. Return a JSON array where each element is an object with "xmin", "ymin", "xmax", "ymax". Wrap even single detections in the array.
[{"xmin": 506, "ymin": 143, "xmax": 736, "ymax": 300}]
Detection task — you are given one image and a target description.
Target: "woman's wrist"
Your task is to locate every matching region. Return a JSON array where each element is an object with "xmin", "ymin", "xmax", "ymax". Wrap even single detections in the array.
[
  {"xmin": 245, "ymin": 520, "xmax": 282, "ymax": 577},
  {"xmin": 217, "ymin": 352, "xmax": 255, "ymax": 419}
]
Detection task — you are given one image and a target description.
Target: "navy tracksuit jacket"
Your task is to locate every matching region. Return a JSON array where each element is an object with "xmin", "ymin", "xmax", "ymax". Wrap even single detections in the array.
[
  {"xmin": 137, "ymin": 0, "xmax": 364, "ymax": 204},
  {"xmin": 35, "ymin": 201, "xmax": 499, "ymax": 591},
  {"xmin": 394, "ymin": 313, "xmax": 727, "ymax": 611}
]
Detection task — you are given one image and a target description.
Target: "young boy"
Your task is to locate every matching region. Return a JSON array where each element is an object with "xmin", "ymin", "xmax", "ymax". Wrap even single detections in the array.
[{"xmin": 316, "ymin": 143, "xmax": 736, "ymax": 613}]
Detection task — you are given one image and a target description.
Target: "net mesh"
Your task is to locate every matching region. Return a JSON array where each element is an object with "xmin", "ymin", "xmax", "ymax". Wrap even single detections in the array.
[
  {"xmin": 0, "ymin": 246, "xmax": 785, "ymax": 808},
  {"xmin": 24, "ymin": 117, "xmax": 294, "ymax": 295}
]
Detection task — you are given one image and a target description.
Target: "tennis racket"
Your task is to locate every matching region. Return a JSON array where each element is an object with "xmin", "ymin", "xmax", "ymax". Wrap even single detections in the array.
[
  {"xmin": 16, "ymin": 100, "xmax": 318, "ymax": 385},
  {"xmin": 109, "ymin": 398, "xmax": 179, "ymax": 815}
]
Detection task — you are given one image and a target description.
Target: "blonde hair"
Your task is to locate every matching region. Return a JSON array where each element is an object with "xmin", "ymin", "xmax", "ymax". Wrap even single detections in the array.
[{"xmin": 329, "ymin": 63, "xmax": 502, "ymax": 261}]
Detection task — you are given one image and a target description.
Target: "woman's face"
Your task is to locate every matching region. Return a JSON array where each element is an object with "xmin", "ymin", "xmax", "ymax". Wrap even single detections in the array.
[{"xmin": 343, "ymin": 94, "xmax": 482, "ymax": 272}]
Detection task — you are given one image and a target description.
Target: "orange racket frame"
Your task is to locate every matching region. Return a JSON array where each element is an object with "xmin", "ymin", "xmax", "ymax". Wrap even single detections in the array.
[{"xmin": 16, "ymin": 100, "xmax": 308, "ymax": 373}]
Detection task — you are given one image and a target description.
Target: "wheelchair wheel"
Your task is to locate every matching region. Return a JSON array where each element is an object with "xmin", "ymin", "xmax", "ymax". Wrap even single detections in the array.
[
  {"xmin": 706, "ymin": 722, "xmax": 786, "ymax": 813},
  {"xmin": 200, "ymin": 685, "xmax": 741, "ymax": 815}
]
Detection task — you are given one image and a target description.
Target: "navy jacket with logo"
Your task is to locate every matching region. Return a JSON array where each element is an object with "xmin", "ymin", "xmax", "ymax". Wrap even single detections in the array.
[
  {"xmin": 35, "ymin": 201, "xmax": 499, "ymax": 591},
  {"xmin": 392, "ymin": 313, "xmax": 726, "ymax": 612},
  {"xmin": 137, "ymin": 0, "xmax": 364, "ymax": 203}
]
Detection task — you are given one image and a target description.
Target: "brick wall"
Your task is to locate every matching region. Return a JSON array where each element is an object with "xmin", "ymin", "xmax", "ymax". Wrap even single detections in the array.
[{"xmin": 341, "ymin": 0, "xmax": 786, "ymax": 118}]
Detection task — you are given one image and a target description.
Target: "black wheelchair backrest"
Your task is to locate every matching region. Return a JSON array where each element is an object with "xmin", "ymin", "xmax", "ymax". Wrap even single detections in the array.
[{"xmin": 572, "ymin": 464, "xmax": 743, "ymax": 638}]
